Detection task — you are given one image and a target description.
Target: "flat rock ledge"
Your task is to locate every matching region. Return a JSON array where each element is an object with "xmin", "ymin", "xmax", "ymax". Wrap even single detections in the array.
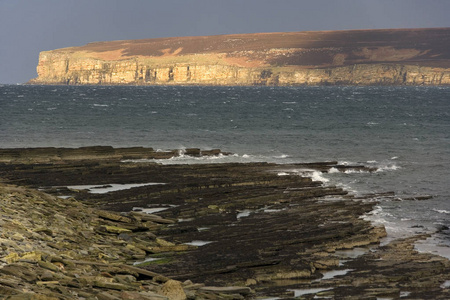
[
  {"xmin": 0, "ymin": 146, "xmax": 229, "ymax": 164},
  {"xmin": 0, "ymin": 148, "xmax": 449, "ymax": 299}
]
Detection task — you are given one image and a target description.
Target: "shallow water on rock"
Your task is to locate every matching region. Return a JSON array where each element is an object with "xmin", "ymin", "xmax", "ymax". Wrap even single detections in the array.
[
  {"xmin": 287, "ymin": 287, "xmax": 333, "ymax": 297},
  {"xmin": 184, "ymin": 240, "xmax": 214, "ymax": 246},
  {"xmin": 66, "ymin": 183, "xmax": 164, "ymax": 194}
]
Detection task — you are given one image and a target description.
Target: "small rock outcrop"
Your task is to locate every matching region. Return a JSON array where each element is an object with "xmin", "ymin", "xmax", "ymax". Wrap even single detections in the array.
[{"xmin": 28, "ymin": 28, "xmax": 450, "ymax": 86}]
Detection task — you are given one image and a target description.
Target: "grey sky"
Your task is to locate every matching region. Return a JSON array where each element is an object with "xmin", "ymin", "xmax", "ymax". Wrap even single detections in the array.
[{"xmin": 1, "ymin": 0, "xmax": 449, "ymax": 84}]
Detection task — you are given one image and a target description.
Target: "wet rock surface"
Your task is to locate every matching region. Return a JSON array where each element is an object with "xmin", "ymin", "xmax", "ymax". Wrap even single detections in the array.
[{"xmin": 0, "ymin": 147, "xmax": 449, "ymax": 299}]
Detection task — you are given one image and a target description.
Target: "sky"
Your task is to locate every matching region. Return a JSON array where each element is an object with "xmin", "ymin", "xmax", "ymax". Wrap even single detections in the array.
[{"xmin": 1, "ymin": 0, "xmax": 449, "ymax": 84}]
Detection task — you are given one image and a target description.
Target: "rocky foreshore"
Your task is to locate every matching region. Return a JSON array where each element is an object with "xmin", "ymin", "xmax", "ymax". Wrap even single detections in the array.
[{"xmin": 0, "ymin": 147, "xmax": 449, "ymax": 299}]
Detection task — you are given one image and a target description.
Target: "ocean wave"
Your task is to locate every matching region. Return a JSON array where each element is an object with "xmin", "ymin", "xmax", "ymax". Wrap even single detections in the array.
[
  {"xmin": 123, "ymin": 152, "xmax": 270, "ymax": 165},
  {"xmin": 433, "ymin": 209, "xmax": 450, "ymax": 214},
  {"xmin": 375, "ymin": 164, "xmax": 400, "ymax": 172},
  {"xmin": 273, "ymin": 154, "xmax": 290, "ymax": 159},
  {"xmin": 277, "ymin": 169, "xmax": 329, "ymax": 183},
  {"xmin": 337, "ymin": 160, "xmax": 399, "ymax": 173},
  {"xmin": 328, "ymin": 167, "xmax": 340, "ymax": 173}
]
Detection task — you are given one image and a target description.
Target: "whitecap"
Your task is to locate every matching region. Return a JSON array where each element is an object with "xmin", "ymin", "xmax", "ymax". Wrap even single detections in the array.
[
  {"xmin": 375, "ymin": 164, "xmax": 400, "ymax": 172},
  {"xmin": 328, "ymin": 167, "xmax": 340, "ymax": 173},
  {"xmin": 343, "ymin": 169, "xmax": 370, "ymax": 174},
  {"xmin": 433, "ymin": 209, "xmax": 450, "ymax": 214},
  {"xmin": 273, "ymin": 154, "xmax": 289, "ymax": 159},
  {"xmin": 125, "ymin": 152, "xmax": 256, "ymax": 165},
  {"xmin": 310, "ymin": 170, "xmax": 330, "ymax": 183},
  {"xmin": 275, "ymin": 169, "xmax": 329, "ymax": 183}
]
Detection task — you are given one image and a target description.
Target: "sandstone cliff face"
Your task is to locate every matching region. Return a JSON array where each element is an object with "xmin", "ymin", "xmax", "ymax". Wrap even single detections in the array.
[{"xmin": 29, "ymin": 28, "xmax": 450, "ymax": 86}]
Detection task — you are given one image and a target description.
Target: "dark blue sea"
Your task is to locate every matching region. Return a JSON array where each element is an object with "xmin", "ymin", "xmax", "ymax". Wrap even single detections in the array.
[{"xmin": 1, "ymin": 84, "xmax": 449, "ymax": 258}]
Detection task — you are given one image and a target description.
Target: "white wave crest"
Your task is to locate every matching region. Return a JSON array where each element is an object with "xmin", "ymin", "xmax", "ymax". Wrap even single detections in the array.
[
  {"xmin": 273, "ymin": 154, "xmax": 290, "ymax": 159},
  {"xmin": 433, "ymin": 209, "xmax": 450, "ymax": 214},
  {"xmin": 309, "ymin": 170, "xmax": 330, "ymax": 183},
  {"xmin": 375, "ymin": 164, "xmax": 400, "ymax": 172},
  {"xmin": 277, "ymin": 172, "xmax": 290, "ymax": 176},
  {"xmin": 123, "ymin": 152, "xmax": 270, "ymax": 165},
  {"xmin": 328, "ymin": 167, "xmax": 340, "ymax": 174},
  {"xmin": 276, "ymin": 169, "xmax": 329, "ymax": 183}
]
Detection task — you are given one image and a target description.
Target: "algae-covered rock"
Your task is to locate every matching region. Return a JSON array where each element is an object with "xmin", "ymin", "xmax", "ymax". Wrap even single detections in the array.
[{"xmin": 103, "ymin": 225, "xmax": 132, "ymax": 234}]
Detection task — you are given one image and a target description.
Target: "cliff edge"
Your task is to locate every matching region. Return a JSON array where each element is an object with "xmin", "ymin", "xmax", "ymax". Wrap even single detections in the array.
[{"xmin": 29, "ymin": 28, "xmax": 450, "ymax": 86}]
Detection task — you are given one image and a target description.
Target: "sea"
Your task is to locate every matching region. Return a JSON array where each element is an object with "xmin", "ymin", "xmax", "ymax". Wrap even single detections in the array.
[{"xmin": 1, "ymin": 84, "xmax": 449, "ymax": 258}]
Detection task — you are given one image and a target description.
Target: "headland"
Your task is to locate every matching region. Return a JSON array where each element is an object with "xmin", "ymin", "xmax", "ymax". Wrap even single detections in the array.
[{"xmin": 28, "ymin": 28, "xmax": 450, "ymax": 86}]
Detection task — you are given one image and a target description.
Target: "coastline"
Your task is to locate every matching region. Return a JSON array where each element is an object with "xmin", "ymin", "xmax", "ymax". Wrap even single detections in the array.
[
  {"xmin": 30, "ymin": 28, "xmax": 450, "ymax": 86},
  {"xmin": 0, "ymin": 147, "xmax": 449, "ymax": 299}
]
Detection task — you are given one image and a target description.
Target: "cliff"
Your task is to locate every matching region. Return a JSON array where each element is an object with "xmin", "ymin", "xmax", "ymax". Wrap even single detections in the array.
[{"xmin": 29, "ymin": 28, "xmax": 450, "ymax": 86}]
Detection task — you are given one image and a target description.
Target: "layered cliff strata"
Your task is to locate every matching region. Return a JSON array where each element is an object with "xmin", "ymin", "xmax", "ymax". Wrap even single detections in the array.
[{"xmin": 29, "ymin": 28, "xmax": 450, "ymax": 85}]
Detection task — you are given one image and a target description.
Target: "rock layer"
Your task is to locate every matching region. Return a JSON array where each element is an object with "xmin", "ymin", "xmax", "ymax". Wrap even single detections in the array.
[
  {"xmin": 28, "ymin": 28, "xmax": 450, "ymax": 86},
  {"xmin": 1, "ymin": 147, "xmax": 449, "ymax": 299}
]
